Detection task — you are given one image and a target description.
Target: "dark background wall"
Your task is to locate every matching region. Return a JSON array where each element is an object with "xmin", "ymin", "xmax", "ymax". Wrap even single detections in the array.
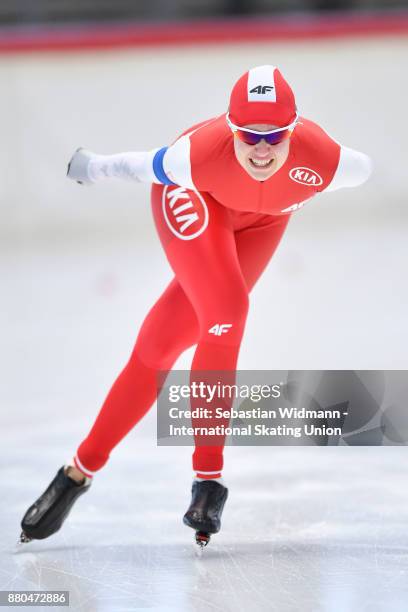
[{"xmin": 0, "ymin": 0, "xmax": 407, "ymax": 26}]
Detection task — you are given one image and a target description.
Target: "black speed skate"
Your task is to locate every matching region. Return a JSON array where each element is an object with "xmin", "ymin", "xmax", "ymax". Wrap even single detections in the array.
[
  {"xmin": 19, "ymin": 466, "xmax": 91, "ymax": 543},
  {"xmin": 183, "ymin": 480, "xmax": 228, "ymax": 547}
]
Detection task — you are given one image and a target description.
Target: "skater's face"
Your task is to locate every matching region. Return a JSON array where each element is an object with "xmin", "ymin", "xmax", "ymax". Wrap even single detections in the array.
[{"xmin": 233, "ymin": 123, "xmax": 291, "ymax": 181}]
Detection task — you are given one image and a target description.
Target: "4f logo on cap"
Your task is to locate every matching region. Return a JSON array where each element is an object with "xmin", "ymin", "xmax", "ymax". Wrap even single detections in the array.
[
  {"xmin": 162, "ymin": 185, "xmax": 208, "ymax": 241},
  {"xmin": 249, "ymin": 85, "xmax": 274, "ymax": 95},
  {"xmin": 289, "ymin": 167, "xmax": 323, "ymax": 187},
  {"xmin": 248, "ymin": 66, "xmax": 277, "ymax": 102}
]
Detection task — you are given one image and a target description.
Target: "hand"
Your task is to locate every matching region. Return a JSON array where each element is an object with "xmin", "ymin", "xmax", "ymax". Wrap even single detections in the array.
[{"xmin": 67, "ymin": 148, "xmax": 95, "ymax": 185}]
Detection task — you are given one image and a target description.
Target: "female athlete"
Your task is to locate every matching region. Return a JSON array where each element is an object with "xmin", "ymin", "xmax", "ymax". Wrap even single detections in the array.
[{"xmin": 20, "ymin": 65, "xmax": 372, "ymax": 547}]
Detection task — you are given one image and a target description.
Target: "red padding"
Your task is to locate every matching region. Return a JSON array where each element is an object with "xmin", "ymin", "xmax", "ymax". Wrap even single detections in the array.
[{"xmin": 0, "ymin": 13, "xmax": 407, "ymax": 54}]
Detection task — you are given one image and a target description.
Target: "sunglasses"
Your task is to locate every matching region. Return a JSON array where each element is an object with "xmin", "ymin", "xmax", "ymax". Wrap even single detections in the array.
[{"xmin": 226, "ymin": 112, "xmax": 299, "ymax": 145}]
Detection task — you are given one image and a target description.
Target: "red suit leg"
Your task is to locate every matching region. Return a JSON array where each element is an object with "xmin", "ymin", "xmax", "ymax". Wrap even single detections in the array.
[{"xmin": 74, "ymin": 184, "xmax": 290, "ymax": 477}]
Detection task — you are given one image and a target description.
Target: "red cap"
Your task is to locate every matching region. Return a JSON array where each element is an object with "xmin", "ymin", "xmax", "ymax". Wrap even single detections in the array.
[{"xmin": 228, "ymin": 65, "xmax": 297, "ymax": 128}]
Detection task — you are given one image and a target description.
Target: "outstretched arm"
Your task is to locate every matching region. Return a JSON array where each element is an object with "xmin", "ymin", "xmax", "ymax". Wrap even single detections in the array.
[
  {"xmin": 67, "ymin": 147, "xmax": 176, "ymax": 186},
  {"xmin": 324, "ymin": 146, "xmax": 373, "ymax": 192}
]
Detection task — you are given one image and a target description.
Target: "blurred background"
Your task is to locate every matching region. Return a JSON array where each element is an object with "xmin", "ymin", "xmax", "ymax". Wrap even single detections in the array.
[
  {"xmin": 1, "ymin": 3, "xmax": 408, "ymax": 611},
  {"xmin": 0, "ymin": 0, "xmax": 407, "ymax": 24}
]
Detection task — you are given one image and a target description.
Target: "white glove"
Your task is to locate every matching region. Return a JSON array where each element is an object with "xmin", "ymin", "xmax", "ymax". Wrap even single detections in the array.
[{"xmin": 67, "ymin": 148, "xmax": 95, "ymax": 185}]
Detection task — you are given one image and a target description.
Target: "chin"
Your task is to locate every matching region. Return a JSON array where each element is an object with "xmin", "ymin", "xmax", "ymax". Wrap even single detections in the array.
[{"xmin": 247, "ymin": 167, "xmax": 275, "ymax": 181}]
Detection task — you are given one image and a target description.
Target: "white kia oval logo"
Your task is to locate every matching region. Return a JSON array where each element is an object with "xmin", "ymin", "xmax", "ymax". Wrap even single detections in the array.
[
  {"xmin": 162, "ymin": 185, "xmax": 208, "ymax": 241},
  {"xmin": 289, "ymin": 167, "xmax": 323, "ymax": 187}
]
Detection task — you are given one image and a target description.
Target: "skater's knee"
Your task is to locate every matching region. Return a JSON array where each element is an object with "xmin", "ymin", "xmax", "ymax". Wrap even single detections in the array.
[
  {"xmin": 133, "ymin": 312, "xmax": 197, "ymax": 369},
  {"xmin": 133, "ymin": 328, "xmax": 191, "ymax": 369}
]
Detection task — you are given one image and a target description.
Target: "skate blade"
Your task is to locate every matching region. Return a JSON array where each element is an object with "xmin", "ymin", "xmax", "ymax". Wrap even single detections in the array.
[
  {"xmin": 18, "ymin": 531, "xmax": 33, "ymax": 546},
  {"xmin": 195, "ymin": 531, "xmax": 210, "ymax": 548}
]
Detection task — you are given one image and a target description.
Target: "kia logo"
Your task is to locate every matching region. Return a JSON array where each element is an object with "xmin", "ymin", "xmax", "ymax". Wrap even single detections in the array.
[
  {"xmin": 162, "ymin": 185, "xmax": 208, "ymax": 241},
  {"xmin": 289, "ymin": 167, "xmax": 323, "ymax": 186}
]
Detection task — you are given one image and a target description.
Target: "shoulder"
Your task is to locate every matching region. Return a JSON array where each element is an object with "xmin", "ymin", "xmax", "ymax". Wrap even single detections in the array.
[
  {"xmin": 292, "ymin": 117, "xmax": 372, "ymax": 191},
  {"xmin": 293, "ymin": 117, "xmax": 341, "ymax": 163},
  {"xmin": 162, "ymin": 115, "xmax": 232, "ymax": 189}
]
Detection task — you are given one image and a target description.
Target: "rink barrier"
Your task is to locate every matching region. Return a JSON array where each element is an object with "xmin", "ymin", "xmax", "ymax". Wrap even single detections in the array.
[{"xmin": 0, "ymin": 12, "xmax": 408, "ymax": 54}]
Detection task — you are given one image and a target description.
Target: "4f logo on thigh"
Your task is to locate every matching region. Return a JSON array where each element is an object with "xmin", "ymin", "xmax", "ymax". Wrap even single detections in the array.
[{"xmin": 208, "ymin": 323, "xmax": 232, "ymax": 336}]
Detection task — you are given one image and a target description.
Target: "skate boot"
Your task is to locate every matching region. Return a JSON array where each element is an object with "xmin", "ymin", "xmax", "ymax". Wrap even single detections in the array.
[
  {"xmin": 183, "ymin": 480, "xmax": 228, "ymax": 547},
  {"xmin": 19, "ymin": 466, "xmax": 91, "ymax": 543}
]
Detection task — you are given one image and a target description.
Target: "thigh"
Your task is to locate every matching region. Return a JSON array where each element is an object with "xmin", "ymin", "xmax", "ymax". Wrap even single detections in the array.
[
  {"xmin": 151, "ymin": 184, "xmax": 248, "ymax": 338},
  {"xmin": 150, "ymin": 186, "xmax": 291, "ymax": 337},
  {"xmin": 235, "ymin": 214, "xmax": 291, "ymax": 292}
]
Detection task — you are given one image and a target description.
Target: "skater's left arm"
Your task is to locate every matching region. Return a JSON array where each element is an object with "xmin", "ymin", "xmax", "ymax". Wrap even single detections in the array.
[{"xmin": 323, "ymin": 145, "xmax": 373, "ymax": 192}]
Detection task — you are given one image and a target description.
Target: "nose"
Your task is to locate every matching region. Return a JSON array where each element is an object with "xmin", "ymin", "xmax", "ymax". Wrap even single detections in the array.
[{"xmin": 253, "ymin": 139, "xmax": 271, "ymax": 156}]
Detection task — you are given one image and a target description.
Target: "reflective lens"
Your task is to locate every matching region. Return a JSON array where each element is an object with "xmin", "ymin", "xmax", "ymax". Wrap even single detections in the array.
[
  {"xmin": 226, "ymin": 112, "xmax": 298, "ymax": 146},
  {"xmin": 233, "ymin": 128, "xmax": 292, "ymax": 146}
]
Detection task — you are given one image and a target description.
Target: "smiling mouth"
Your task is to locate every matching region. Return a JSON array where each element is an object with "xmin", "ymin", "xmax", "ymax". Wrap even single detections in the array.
[{"xmin": 249, "ymin": 158, "xmax": 274, "ymax": 169}]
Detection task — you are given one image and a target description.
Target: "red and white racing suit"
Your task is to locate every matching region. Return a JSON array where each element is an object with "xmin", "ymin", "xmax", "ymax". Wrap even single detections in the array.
[{"xmin": 72, "ymin": 114, "xmax": 372, "ymax": 479}]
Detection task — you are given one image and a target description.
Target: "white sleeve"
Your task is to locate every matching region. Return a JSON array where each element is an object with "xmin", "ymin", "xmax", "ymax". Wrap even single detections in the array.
[
  {"xmin": 162, "ymin": 135, "xmax": 195, "ymax": 190},
  {"xmin": 88, "ymin": 148, "xmax": 162, "ymax": 183},
  {"xmin": 324, "ymin": 146, "xmax": 373, "ymax": 192}
]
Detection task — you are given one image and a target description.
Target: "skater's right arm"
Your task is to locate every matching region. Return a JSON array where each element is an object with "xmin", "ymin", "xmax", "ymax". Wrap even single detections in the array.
[
  {"xmin": 67, "ymin": 136, "xmax": 197, "ymax": 189},
  {"xmin": 67, "ymin": 147, "xmax": 173, "ymax": 185}
]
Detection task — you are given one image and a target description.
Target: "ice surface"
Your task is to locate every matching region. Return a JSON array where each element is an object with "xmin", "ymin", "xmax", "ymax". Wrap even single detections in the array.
[{"xmin": 1, "ymin": 237, "xmax": 408, "ymax": 612}]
